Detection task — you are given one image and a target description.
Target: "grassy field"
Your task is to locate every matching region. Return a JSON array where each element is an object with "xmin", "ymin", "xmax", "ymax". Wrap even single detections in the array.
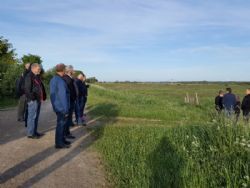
[{"xmin": 87, "ymin": 83, "xmax": 250, "ymax": 188}]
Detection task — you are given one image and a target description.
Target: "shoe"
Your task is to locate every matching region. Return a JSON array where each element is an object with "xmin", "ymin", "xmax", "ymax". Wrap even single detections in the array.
[
  {"xmin": 35, "ymin": 132, "xmax": 44, "ymax": 137},
  {"xmin": 66, "ymin": 135, "xmax": 76, "ymax": 139},
  {"xmin": 64, "ymin": 140, "xmax": 71, "ymax": 145},
  {"xmin": 27, "ymin": 135, "xmax": 39, "ymax": 139},
  {"xmin": 82, "ymin": 123, "xmax": 87, "ymax": 126},
  {"xmin": 70, "ymin": 123, "xmax": 76, "ymax": 127},
  {"xmin": 55, "ymin": 145, "xmax": 71, "ymax": 149}
]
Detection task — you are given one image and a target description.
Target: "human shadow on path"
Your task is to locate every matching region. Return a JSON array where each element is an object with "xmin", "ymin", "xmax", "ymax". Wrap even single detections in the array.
[
  {"xmin": 0, "ymin": 101, "xmax": 56, "ymax": 145},
  {"xmin": 0, "ymin": 102, "xmax": 119, "ymax": 187},
  {"xmin": 147, "ymin": 136, "xmax": 185, "ymax": 188}
]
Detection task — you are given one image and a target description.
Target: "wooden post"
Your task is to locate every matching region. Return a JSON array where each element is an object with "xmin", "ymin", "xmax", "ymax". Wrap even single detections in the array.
[
  {"xmin": 186, "ymin": 93, "xmax": 189, "ymax": 103},
  {"xmin": 195, "ymin": 92, "xmax": 199, "ymax": 105}
]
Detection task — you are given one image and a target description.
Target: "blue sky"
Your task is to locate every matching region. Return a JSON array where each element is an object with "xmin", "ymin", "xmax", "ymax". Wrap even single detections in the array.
[{"xmin": 1, "ymin": 0, "xmax": 250, "ymax": 81}]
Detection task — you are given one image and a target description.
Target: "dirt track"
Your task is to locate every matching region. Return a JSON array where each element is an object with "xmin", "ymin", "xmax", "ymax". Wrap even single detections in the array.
[{"xmin": 0, "ymin": 101, "xmax": 108, "ymax": 188}]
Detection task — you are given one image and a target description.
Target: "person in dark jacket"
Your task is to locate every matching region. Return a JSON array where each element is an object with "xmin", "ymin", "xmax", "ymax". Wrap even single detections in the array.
[
  {"xmin": 62, "ymin": 65, "xmax": 76, "ymax": 139},
  {"xmin": 223, "ymin": 88, "xmax": 236, "ymax": 117},
  {"xmin": 17, "ymin": 63, "xmax": 30, "ymax": 122},
  {"xmin": 81, "ymin": 74, "xmax": 89, "ymax": 120},
  {"xmin": 241, "ymin": 88, "xmax": 250, "ymax": 123},
  {"xmin": 74, "ymin": 73, "xmax": 87, "ymax": 126},
  {"xmin": 50, "ymin": 64, "xmax": 71, "ymax": 149},
  {"xmin": 24, "ymin": 63, "xmax": 46, "ymax": 138},
  {"xmin": 234, "ymin": 96, "xmax": 241, "ymax": 122},
  {"xmin": 215, "ymin": 90, "xmax": 224, "ymax": 113}
]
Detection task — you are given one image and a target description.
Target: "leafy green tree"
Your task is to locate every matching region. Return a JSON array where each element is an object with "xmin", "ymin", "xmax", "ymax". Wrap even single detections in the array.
[
  {"xmin": 0, "ymin": 36, "xmax": 17, "ymax": 81},
  {"xmin": 0, "ymin": 63, "xmax": 23, "ymax": 97},
  {"xmin": 73, "ymin": 70, "xmax": 84, "ymax": 78},
  {"xmin": 87, "ymin": 77, "xmax": 98, "ymax": 83},
  {"xmin": 21, "ymin": 54, "xmax": 42, "ymax": 65},
  {"xmin": 43, "ymin": 67, "xmax": 56, "ymax": 85}
]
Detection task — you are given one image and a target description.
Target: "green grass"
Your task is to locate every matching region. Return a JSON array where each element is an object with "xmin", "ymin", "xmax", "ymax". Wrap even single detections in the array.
[
  {"xmin": 87, "ymin": 83, "xmax": 250, "ymax": 188},
  {"xmin": 0, "ymin": 97, "xmax": 18, "ymax": 109}
]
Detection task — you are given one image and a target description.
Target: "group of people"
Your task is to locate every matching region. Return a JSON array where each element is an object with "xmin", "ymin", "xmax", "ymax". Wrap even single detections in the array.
[
  {"xmin": 215, "ymin": 87, "xmax": 250, "ymax": 123},
  {"xmin": 17, "ymin": 63, "xmax": 89, "ymax": 149}
]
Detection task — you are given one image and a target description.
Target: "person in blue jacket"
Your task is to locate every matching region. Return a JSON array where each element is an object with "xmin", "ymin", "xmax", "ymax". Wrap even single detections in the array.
[
  {"xmin": 50, "ymin": 63, "xmax": 71, "ymax": 149},
  {"xmin": 223, "ymin": 87, "xmax": 237, "ymax": 117}
]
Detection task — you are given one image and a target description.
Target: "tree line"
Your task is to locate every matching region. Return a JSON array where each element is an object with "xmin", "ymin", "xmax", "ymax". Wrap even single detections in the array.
[{"xmin": 0, "ymin": 36, "xmax": 97, "ymax": 99}]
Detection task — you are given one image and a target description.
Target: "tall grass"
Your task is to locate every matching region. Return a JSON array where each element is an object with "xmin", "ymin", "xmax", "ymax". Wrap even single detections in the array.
[{"xmin": 88, "ymin": 83, "xmax": 250, "ymax": 188}]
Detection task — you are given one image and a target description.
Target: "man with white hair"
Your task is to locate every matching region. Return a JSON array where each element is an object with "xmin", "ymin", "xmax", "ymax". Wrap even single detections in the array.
[
  {"xmin": 24, "ymin": 63, "xmax": 46, "ymax": 138},
  {"xmin": 62, "ymin": 65, "xmax": 76, "ymax": 139}
]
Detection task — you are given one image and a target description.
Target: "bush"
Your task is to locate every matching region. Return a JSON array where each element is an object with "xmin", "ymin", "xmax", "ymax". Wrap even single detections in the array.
[{"xmin": 0, "ymin": 63, "xmax": 23, "ymax": 97}]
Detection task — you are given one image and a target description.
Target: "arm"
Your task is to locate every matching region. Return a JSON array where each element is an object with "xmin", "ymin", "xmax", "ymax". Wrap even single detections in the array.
[
  {"xmin": 58, "ymin": 80, "xmax": 69, "ymax": 114},
  {"xmin": 41, "ymin": 82, "xmax": 47, "ymax": 101},
  {"xmin": 24, "ymin": 74, "xmax": 34, "ymax": 101},
  {"xmin": 74, "ymin": 80, "xmax": 79, "ymax": 97}
]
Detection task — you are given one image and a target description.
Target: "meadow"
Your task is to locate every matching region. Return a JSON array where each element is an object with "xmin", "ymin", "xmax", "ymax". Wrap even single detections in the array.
[{"xmin": 87, "ymin": 83, "xmax": 250, "ymax": 188}]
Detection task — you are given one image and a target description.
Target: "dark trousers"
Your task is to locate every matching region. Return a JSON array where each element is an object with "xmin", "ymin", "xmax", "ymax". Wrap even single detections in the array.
[
  {"xmin": 83, "ymin": 97, "xmax": 87, "ymax": 115},
  {"xmin": 17, "ymin": 94, "xmax": 27, "ymax": 121},
  {"xmin": 56, "ymin": 112, "xmax": 66, "ymax": 146},
  {"xmin": 65, "ymin": 101, "xmax": 75, "ymax": 136},
  {"xmin": 25, "ymin": 105, "xmax": 28, "ymax": 127},
  {"xmin": 75, "ymin": 97, "xmax": 86, "ymax": 124},
  {"xmin": 243, "ymin": 111, "xmax": 250, "ymax": 123}
]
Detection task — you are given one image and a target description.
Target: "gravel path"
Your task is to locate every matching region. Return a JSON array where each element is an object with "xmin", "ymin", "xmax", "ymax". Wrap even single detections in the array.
[{"xmin": 0, "ymin": 101, "xmax": 108, "ymax": 188}]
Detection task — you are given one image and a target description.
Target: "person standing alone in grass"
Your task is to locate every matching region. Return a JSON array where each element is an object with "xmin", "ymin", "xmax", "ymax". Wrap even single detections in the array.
[
  {"xmin": 223, "ymin": 88, "xmax": 236, "ymax": 117},
  {"xmin": 50, "ymin": 64, "xmax": 71, "ymax": 149},
  {"xmin": 215, "ymin": 90, "xmax": 224, "ymax": 113},
  {"xmin": 241, "ymin": 88, "xmax": 250, "ymax": 124}
]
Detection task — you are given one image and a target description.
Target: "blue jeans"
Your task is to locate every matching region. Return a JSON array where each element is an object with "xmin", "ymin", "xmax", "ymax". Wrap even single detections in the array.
[
  {"xmin": 56, "ymin": 112, "xmax": 66, "ymax": 146},
  {"xmin": 224, "ymin": 108, "xmax": 234, "ymax": 117},
  {"xmin": 27, "ymin": 100, "xmax": 41, "ymax": 136}
]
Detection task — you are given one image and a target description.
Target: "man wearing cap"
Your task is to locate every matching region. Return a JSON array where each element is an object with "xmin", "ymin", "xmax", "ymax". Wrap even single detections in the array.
[{"xmin": 50, "ymin": 64, "xmax": 71, "ymax": 149}]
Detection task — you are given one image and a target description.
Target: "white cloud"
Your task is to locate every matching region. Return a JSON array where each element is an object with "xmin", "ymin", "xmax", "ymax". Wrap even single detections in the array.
[{"xmin": 1, "ymin": 0, "xmax": 250, "ymax": 81}]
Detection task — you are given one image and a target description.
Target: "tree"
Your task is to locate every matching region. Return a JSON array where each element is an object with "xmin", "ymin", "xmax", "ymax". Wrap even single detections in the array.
[
  {"xmin": 21, "ymin": 54, "xmax": 42, "ymax": 65},
  {"xmin": 73, "ymin": 70, "xmax": 84, "ymax": 78},
  {"xmin": 0, "ymin": 36, "xmax": 17, "ymax": 81},
  {"xmin": 43, "ymin": 67, "xmax": 56, "ymax": 86},
  {"xmin": 87, "ymin": 77, "xmax": 98, "ymax": 83},
  {"xmin": 0, "ymin": 63, "xmax": 23, "ymax": 97}
]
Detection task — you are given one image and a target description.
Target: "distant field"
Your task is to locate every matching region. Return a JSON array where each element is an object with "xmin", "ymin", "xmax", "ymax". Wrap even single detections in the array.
[{"xmin": 88, "ymin": 83, "xmax": 250, "ymax": 188}]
